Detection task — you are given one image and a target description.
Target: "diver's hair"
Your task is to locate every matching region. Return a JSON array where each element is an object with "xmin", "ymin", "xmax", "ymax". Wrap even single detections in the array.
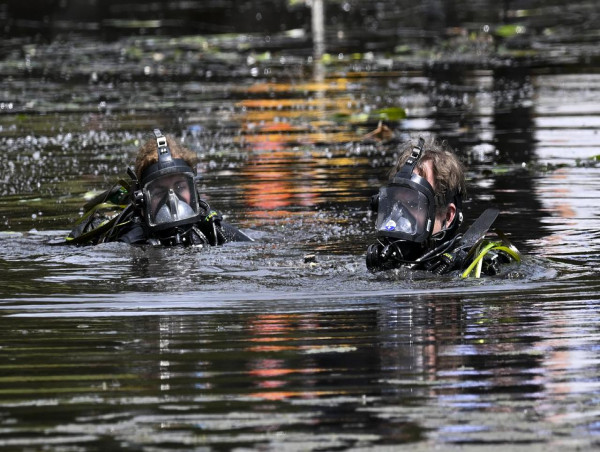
[
  {"xmin": 134, "ymin": 133, "xmax": 199, "ymax": 181},
  {"xmin": 390, "ymin": 136, "xmax": 467, "ymax": 212}
]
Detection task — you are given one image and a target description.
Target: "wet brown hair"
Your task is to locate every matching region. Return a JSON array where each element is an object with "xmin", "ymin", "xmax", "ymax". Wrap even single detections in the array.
[
  {"xmin": 390, "ymin": 136, "xmax": 467, "ymax": 211},
  {"xmin": 134, "ymin": 134, "xmax": 199, "ymax": 181}
]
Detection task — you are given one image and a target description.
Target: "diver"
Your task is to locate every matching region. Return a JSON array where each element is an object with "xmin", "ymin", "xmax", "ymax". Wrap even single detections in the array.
[
  {"xmin": 366, "ymin": 136, "xmax": 520, "ymax": 277},
  {"xmin": 66, "ymin": 129, "xmax": 253, "ymax": 246}
]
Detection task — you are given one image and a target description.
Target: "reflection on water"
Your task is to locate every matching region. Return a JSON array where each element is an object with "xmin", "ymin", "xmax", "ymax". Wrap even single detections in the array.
[
  {"xmin": 2, "ymin": 1, "xmax": 600, "ymax": 449},
  {"xmin": 2, "ymin": 290, "xmax": 600, "ymax": 449}
]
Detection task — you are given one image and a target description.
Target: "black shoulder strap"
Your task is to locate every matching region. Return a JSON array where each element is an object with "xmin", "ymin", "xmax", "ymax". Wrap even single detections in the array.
[
  {"xmin": 418, "ymin": 207, "xmax": 500, "ymax": 274},
  {"xmin": 460, "ymin": 208, "xmax": 499, "ymax": 250}
]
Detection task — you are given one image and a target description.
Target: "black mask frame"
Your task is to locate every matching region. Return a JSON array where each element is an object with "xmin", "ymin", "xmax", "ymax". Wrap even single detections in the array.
[
  {"xmin": 374, "ymin": 137, "xmax": 437, "ymax": 243},
  {"xmin": 138, "ymin": 129, "xmax": 202, "ymax": 233}
]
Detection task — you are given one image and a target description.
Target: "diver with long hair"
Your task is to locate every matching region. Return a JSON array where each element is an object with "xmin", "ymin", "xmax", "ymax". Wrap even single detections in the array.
[{"xmin": 66, "ymin": 129, "xmax": 252, "ymax": 246}]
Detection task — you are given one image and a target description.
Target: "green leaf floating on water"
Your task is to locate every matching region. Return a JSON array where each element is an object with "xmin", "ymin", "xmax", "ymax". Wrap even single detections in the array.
[
  {"xmin": 332, "ymin": 107, "xmax": 406, "ymax": 124},
  {"xmin": 374, "ymin": 107, "xmax": 407, "ymax": 121},
  {"xmin": 351, "ymin": 108, "xmax": 406, "ymax": 123},
  {"xmin": 495, "ymin": 24, "xmax": 526, "ymax": 38},
  {"xmin": 349, "ymin": 113, "xmax": 370, "ymax": 123}
]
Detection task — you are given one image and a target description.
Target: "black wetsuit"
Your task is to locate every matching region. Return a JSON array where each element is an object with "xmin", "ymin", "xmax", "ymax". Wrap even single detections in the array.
[
  {"xmin": 115, "ymin": 209, "xmax": 251, "ymax": 246},
  {"xmin": 366, "ymin": 208, "xmax": 520, "ymax": 277},
  {"xmin": 66, "ymin": 186, "xmax": 252, "ymax": 246},
  {"xmin": 367, "ymin": 234, "xmax": 517, "ymax": 276}
]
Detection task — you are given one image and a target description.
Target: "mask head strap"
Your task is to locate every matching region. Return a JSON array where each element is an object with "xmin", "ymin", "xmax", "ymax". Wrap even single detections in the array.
[
  {"xmin": 397, "ymin": 137, "xmax": 425, "ymax": 179},
  {"xmin": 154, "ymin": 128, "xmax": 173, "ymax": 164},
  {"xmin": 141, "ymin": 129, "xmax": 196, "ymax": 185}
]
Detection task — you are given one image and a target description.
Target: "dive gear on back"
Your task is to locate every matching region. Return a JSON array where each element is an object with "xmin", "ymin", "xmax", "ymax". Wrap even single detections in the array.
[
  {"xmin": 366, "ymin": 207, "xmax": 520, "ymax": 278},
  {"xmin": 425, "ymin": 207, "xmax": 500, "ymax": 274}
]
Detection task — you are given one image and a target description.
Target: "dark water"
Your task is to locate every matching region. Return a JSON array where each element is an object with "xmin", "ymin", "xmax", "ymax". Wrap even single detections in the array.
[{"xmin": 1, "ymin": 1, "xmax": 600, "ymax": 450}]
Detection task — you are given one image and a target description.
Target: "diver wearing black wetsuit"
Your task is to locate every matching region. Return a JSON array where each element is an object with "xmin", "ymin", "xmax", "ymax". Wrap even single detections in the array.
[
  {"xmin": 366, "ymin": 137, "xmax": 519, "ymax": 277},
  {"xmin": 66, "ymin": 129, "xmax": 252, "ymax": 247}
]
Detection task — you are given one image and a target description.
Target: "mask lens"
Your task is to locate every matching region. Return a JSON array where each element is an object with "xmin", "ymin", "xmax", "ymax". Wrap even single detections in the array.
[
  {"xmin": 376, "ymin": 186, "xmax": 430, "ymax": 239},
  {"xmin": 144, "ymin": 173, "xmax": 199, "ymax": 226}
]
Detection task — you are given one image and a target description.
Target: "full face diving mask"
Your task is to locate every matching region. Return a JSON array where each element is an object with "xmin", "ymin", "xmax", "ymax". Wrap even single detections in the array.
[
  {"xmin": 139, "ymin": 129, "xmax": 201, "ymax": 232},
  {"xmin": 374, "ymin": 137, "xmax": 436, "ymax": 244}
]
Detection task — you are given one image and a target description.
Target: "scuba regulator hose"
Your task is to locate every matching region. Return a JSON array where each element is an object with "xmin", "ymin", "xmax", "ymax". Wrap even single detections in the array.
[{"xmin": 366, "ymin": 234, "xmax": 461, "ymax": 273}]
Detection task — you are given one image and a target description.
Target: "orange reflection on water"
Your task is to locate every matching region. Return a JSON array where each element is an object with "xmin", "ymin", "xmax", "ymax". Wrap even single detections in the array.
[
  {"xmin": 239, "ymin": 138, "xmax": 320, "ymax": 218},
  {"xmin": 236, "ymin": 78, "xmax": 368, "ymax": 220},
  {"xmin": 538, "ymin": 169, "xmax": 577, "ymax": 218},
  {"xmin": 243, "ymin": 79, "xmax": 349, "ymax": 94},
  {"xmin": 248, "ymin": 390, "xmax": 335, "ymax": 401},
  {"xmin": 245, "ymin": 314, "xmax": 318, "ymax": 354},
  {"xmin": 248, "ymin": 313, "xmax": 320, "ymax": 335},
  {"xmin": 247, "ymin": 345, "xmax": 298, "ymax": 353},
  {"xmin": 240, "ymin": 131, "xmax": 357, "ymax": 145},
  {"xmin": 535, "ymin": 167, "xmax": 587, "ymax": 255},
  {"xmin": 242, "ymin": 314, "xmax": 350, "ymax": 401},
  {"xmin": 239, "ymin": 97, "xmax": 355, "ymax": 110}
]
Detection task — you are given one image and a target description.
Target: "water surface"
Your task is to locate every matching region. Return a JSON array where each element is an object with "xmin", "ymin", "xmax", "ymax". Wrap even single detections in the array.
[{"xmin": 1, "ymin": 2, "xmax": 600, "ymax": 450}]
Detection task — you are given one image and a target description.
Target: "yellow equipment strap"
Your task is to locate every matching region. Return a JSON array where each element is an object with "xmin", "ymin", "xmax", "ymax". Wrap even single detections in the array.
[{"xmin": 461, "ymin": 241, "xmax": 521, "ymax": 279}]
